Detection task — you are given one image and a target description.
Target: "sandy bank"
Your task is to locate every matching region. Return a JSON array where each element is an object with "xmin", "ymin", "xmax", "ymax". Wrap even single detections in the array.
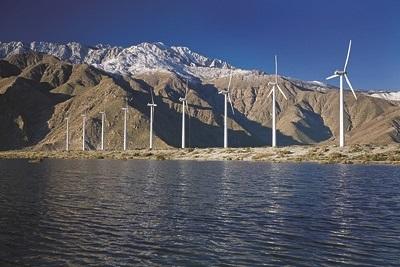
[{"xmin": 1, "ymin": 144, "xmax": 400, "ymax": 164}]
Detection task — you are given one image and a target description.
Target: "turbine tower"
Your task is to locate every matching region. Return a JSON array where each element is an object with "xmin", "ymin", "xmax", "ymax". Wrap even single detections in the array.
[
  {"xmin": 218, "ymin": 69, "xmax": 235, "ymax": 148},
  {"xmin": 326, "ymin": 40, "xmax": 357, "ymax": 148},
  {"xmin": 267, "ymin": 55, "xmax": 287, "ymax": 147},
  {"xmin": 179, "ymin": 79, "xmax": 189, "ymax": 148},
  {"xmin": 100, "ymin": 111, "xmax": 105, "ymax": 151},
  {"xmin": 147, "ymin": 89, "xmax": 157, "ymax": 149},
  {"xmin": 65, "ymin": 117, "xmax": 69, "ymax": 151},
  {"xmin": 122, "ymin": 97, "xmax": 128, "ymax": 151},
  {"xmin": 81, "ymin": 114, "xmax": 86, "ymax": 151}
]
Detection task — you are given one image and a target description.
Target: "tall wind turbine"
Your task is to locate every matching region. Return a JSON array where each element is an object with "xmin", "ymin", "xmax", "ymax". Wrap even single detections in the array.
[
  {"xmin": 100, "ymin": 111, "xmax": 105, "ymax": 151},
  {"xmin": 326, "ymin": 40, "xmax": 357, "ymax": 148},
  {"xmin": 179, "ymin": 79, "xmax": 189, "ymax": 148},
  {"xmin": 218, "ymin": 69, "xmax": 235, "ymax": 148},
  {"xmin": 147, "ymin": 89, "xmax": 157, "ymax": 149},
  {"xmin": 65, "ymin": 117, "xmax": 69, "ymax": 151},
  {"xmin": 81, "ymin": 114, "xmax": 86, "ymax": 151},
  {"xmin": 122, "ymin": 97, "xmax": 128, "ymax": 151},
  {"xmin": 267, "ymin": 55, "xmax": 287, "ymax": 147}
]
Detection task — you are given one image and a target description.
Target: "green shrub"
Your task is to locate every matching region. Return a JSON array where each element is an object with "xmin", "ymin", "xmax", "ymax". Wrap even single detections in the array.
[
  {"xmin": 328, "ymin": 152, "xmax": 345, "ymax": 161},
  {"xmin": 156, "ymin": 154, "xmax": 166, "ymax": 160}
]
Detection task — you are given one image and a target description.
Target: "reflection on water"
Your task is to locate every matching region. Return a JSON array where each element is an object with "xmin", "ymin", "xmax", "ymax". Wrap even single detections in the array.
[{"xmin": 0, "ymin": 160, "xmax": 399, "ymax": 266}]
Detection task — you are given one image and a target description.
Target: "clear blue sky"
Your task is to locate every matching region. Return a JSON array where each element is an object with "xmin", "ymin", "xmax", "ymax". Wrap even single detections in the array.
[{"xmin": 1, "ymin": 0, "xmax": 399, "ymax": 90}]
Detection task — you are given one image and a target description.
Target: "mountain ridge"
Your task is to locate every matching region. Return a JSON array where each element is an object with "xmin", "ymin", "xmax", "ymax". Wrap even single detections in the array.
[
  {"xmin": 0, "ymin": 41, "xmax": 239, "ymax": 80},
  {"xmin": 1, "ymin": 41, "xmax": 398, "ymax": 100}
]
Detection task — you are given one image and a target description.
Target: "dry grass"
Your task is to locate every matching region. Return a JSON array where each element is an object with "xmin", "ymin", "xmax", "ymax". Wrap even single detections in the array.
[
  {"xmin": 252, "ymin": 152, "xmax": 274, "ymax": 160},
  {"xmin": 1, "ymin": 144, "xmax": 400, "ymax": 164}
]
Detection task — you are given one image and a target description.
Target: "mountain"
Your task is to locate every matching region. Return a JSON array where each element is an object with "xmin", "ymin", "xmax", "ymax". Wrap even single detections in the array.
[
  {"xmin": 0, "ymin": 41, "xmax": 400, "ymax": 151},
  {"xmin": 0, "ymin": 41, "xmax": 250, "ymax": 80}
]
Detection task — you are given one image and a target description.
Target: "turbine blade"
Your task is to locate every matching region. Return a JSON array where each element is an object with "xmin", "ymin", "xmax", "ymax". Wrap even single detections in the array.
[
  {"xmin": 228, "ymin": 93, "xmax": 235, "ymax": 114},
  {"xmin": 275, "ymin": 55, "xmax": 278, "ymax": 83},
  {"xmin": 344, "ymin": 74, "xmax": 357, "ymax": 100},
  {"xmin": 185, "ymin": 79, "xmax": 189, "ymax": 97},
  {"xmin": 326, "ymin": 74, "xmax": 339, "ymax": 80},
  {"xmin": 150, "ymin": 88, "xmax": 155, "ymax": 104},
  {"xmin": 344, "ymin": 40, "xmax": 352, "ymax": 71},
  {"xmin": 185, "ymin": 101, "xmax": 190, "ymax": 115},
  {"xmin": 267, "ymin": 87, "xmax": 274, "ymax": 98},
  {"xmin": 277, "ymin": 84, "xmax": 288, "ymax": 100},
  {"xmin": 227, "ymin": 69, "xmax": 233, "ymax": 92}
]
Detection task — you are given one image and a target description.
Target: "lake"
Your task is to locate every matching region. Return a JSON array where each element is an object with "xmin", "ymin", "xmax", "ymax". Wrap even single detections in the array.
[{"xmin": 0, "ymin": 159, "xmax": 399, "ymax": 266}]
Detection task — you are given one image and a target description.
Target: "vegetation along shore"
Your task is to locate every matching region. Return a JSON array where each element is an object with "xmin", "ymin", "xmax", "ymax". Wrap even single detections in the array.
[{"xmin": 1, "ymin": 144, "xmax": 400, "ymax": 165}]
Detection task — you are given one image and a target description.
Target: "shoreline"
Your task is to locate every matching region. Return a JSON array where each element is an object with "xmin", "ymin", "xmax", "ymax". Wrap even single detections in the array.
[{"xmin": 1, "ymin": 144, "xmax": 400, "ymax": 164}]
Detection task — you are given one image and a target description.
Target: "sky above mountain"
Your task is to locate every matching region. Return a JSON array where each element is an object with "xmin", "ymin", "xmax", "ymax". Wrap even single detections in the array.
[{"xmin": 1, "ymin": 0, "xmax": 399, "ymax": 90}]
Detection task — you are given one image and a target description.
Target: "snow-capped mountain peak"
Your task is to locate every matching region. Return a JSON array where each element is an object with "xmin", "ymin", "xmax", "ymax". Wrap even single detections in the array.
[{"xmin": 0, "ymin": 41, "xmax": 237, "ymax": 79}]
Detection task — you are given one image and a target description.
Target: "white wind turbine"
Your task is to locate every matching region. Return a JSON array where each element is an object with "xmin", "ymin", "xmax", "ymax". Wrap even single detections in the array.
[
  {"xmin": 99, "ymin": 111, "xmax": 105, "ymax": 151},
  {"xmin": 122, "ymin": 97, "xmax": 128, "ymax": 151},
  {"xmin": 218, "ymin": 69, "xmax": 235, "ymax": 148},
  {"xmin": 326, "ymin": 40, "xmax": 357, "ymax": 148},
  {"xmin": 267, "ymin": 55, "xmax": 287, "ymax": 147},
  {"xmin": 147, "ymin": 89, "xmax": 157, "ymax": 149},
  {"xmin": 81, "ymin": 114, "xmax": 87, "ymax": 151},
  {"xmin": 65, "ymin": 116, "xmax": 69, "ymax": 151},
  {"xmin": 179, "ymin": 79, "xmax": 190, "ymax": 149}
]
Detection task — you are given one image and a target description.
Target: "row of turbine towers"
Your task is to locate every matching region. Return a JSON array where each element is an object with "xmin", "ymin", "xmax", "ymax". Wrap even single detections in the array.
[{"xmin": 64, "ymin": 40, "xmax": 357, "ymax": 151}]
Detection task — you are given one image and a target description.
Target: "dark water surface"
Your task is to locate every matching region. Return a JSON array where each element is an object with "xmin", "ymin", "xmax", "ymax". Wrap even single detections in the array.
[{"xmin": 0, "ymin": 159, "xmax": 399, "ymax": 266}]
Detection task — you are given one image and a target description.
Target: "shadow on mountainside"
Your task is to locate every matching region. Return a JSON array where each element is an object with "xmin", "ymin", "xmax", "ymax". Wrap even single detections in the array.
[
  {"xmin": 292, "ymin": 106, "xmax": 332, "ymax": 143},
  {"xmin": 192, "ymin": 82, "xmax": 300, "ymax": 147},
  {"xmin": 0, "ymin": 77, "xmax": 71, "ymax": 150}
]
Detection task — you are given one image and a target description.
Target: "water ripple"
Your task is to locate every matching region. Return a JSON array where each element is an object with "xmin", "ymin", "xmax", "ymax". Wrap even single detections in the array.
[{"xmin": 0, "ymin": 160, "xmax": 399, "ymax": 266}]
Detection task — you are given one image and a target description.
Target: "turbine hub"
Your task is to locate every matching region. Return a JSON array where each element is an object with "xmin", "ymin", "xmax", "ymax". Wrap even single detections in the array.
[{"xmin": 334, "ymin": 70, "xmax": 346, "ymax": 75}]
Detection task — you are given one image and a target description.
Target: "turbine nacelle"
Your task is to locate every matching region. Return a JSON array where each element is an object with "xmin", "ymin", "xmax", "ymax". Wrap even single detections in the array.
[
  {"xmin": 326, "ymin": 40, "xmax": 357, "ymax": 100},
  {"xmin": 179, "ymin": 97, "xmax": 186, "ymax": 102},
  {"xmin": 218, "ymin": 90, "xmax": 229, "ymax": 95},
  {"xmin": 147, "ymin": 103, "xmax": 157, "ymax": 107},
  {"xmin": 334, "ymin": 70, "xmax": 347, "ymax": 76}
]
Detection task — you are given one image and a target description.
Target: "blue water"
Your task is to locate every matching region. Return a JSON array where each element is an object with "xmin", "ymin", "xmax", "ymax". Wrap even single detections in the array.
[{"xmin": 0, "ymin": 159, "xmax": 399, "ymax": 266}]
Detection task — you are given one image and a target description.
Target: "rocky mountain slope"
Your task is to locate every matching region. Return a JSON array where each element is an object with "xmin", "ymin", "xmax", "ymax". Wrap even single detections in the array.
[{"xmin": 0, "ymin": 42, "xmax": 399, "ymax": 151}]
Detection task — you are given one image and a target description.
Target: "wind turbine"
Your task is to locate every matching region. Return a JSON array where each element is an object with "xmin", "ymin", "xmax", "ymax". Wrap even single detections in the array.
[
  {"xmin": 147, "ymin": 89, "xmax": 157, "ymax": 149},
  {"xmin": 179, "ymin": 79, "xmax": 189, "ymax": 148},
  {"xmin": 100, "ymin": 111, "xmax": 105, "ymax": 150},
  {"xmin": 65, "ymin": 117, "xmax": 69, "ymax": 151},
  {"xmin": 218, "ymin": 69, "xmax": 235, "ymax": 148},
  {"xmin": 122, "ymin": 97, "xmax": 128, "ymax": 151},
  {"xmin": 267, "ymin": 55, "xmax": 287, "ymax": 147},
  {"xmin": 326, "ymin": 40, "xmax": 357, "ymax": 148},
  {"xmin": 81, "ymin": 114, "xmax": 86, "ymax": 151}
]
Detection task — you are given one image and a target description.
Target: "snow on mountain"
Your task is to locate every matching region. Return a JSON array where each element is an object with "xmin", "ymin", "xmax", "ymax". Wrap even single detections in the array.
[
  {"xmin": 285, "ymin": 77, "xmax": 336, "ymax": 91},
  {"xmin": 368, "ymin": 91, "xmax": 400, "ymax": 101},
  {"xmin": 0, "ymin": 41, "xmax": 247, "ymax": 80},
  {"xmin": 0, "ymin": 41, "xmax": 29, "ymax": 56},
  {"xmin": 2, "ymin": 41, "xmax": 396, "ymax": 97}
]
